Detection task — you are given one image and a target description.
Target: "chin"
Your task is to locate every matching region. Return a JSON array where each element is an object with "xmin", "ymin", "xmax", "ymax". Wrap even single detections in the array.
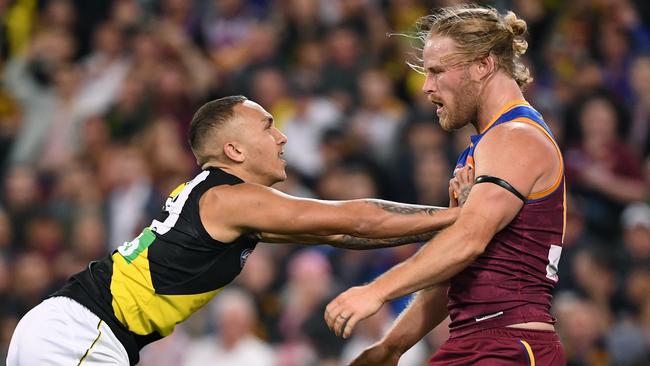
[
  {"xmin": 440, "ymin": 117, "xmax": 469, "ymax": 131},
  {"xmin": 439, "ymin": 122, "xmax": 452, "ymax": 132},
  {"xmin": 271, "ymin": 171, "xmax": 287, "ymax": 185},
  {"xmin": 439, "ymin": 118, "xmax": 455, "ymax": 132}
]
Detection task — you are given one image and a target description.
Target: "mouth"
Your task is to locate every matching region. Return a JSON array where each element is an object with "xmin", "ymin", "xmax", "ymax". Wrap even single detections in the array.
[{"xmin": 433, "ymin": 101, "xmax": 445, "ymax": 116}]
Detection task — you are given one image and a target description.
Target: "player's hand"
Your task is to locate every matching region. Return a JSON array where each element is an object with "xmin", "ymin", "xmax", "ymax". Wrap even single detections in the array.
[
  {"xmin": 449, "ymin": 165, "xmax": 474, "ymax": 207},
  {"xmin": 448, "ymin": 177, "xmax": 459, "ymax": 208},
  {"xmin": 325, "ymin": 284, "xmax": 384, "ymax": 339},
  {"xmin": 348, "ymin": 342, "xmax": 402, "ymax": 366}
]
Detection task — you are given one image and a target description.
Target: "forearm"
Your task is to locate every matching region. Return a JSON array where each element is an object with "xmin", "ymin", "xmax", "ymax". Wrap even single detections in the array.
[
  {"xmin": 329, "ymin": 231, "xmax": 438, "ymax": 249},
  {"xmin": 346, "ymin": 199, "xmax": 457, "ymax": 238},
  {"xmin": 371, "ymin": 218, "xmax": 486, "ymax": 301},
  {"xmin": 362, "ymin": 199, "xmax": 448, "ymax": 216},
  {"xmin": 381, "ymin": 284, "xmax": 449, "ymax": 354},
  {"xmin": 259, "ymin": 231, "xmax": 438, "ymax": 249}
]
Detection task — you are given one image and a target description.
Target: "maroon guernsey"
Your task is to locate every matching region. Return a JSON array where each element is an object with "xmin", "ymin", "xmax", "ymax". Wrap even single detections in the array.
[{"xmin": 449, "ymin": 100, "xmax": 566, "ymax": 337}]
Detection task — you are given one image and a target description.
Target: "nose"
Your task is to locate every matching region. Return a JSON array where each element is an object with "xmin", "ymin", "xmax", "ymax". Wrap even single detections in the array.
[
  {"xmin": 422, "ymin": 73, "xmax": 437, "ymax": 95},
  {"xmin": 274, "ymin": 127, "xmax": 288, "ymax": 145}
]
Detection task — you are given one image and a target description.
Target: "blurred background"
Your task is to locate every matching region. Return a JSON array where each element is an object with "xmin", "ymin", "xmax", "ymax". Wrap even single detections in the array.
[{"xmin": 0, "ymin": 0, "xmax": 649, "ymax": 365}]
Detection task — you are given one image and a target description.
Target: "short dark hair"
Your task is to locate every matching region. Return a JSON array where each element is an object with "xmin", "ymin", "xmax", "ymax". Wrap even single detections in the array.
[{"xmin": 188, "ymin": 95, "xmax": 248, "ymax": 165}]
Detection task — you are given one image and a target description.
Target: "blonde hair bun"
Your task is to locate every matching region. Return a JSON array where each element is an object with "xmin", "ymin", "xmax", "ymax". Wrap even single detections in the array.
[{"xmin": 504, "ymin": 11, "xmax": 528, "ymax": 56}]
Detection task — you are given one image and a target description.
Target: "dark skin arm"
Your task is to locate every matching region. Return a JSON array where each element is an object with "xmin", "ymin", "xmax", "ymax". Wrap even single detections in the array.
[
  {"xmin": 201, "ymin": 183, "xmax": 457, "ymax": 244},
  {"xmin": 257, "ymin": 231, "xmax": 442, "ymax": 250},
  {"xmin": 255, "ymin": 165, "xmax": 475, "ymax": 249}
]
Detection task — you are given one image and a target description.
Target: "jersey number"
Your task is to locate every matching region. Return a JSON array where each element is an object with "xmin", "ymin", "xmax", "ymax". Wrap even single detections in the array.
[
  {"xmin": 117, "ymin": 228, "xmax": 156, "ymax": 263},
  {"xmin": 150, "ymin": 171, "xmax": 209, "ymax": 235},
  {"xmin": 117, "ymin": 171, "xmax": 210, "ymax": 262},
  {"xmin": 546, "ymin": 244, "xmax": 562, "ymax": 282}
]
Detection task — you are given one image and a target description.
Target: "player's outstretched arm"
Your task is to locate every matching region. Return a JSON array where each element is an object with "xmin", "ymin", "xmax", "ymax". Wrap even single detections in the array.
[
  {"xmin": 200, "ymin": 183, "xmax": 460, "ymax": 244},
  {"xmin": 348, "ymin": 283, "xmax": 449, "ymax": 366},
  {"xmin": 257, "ymin": 231, "xmax": 439, "ymax": 250},
  {"xmin": 325, "ymin": 123, "xmax": 561, "ymax": 338},
  {"xmin": 256, "ymin": 165, "xmax": 475, "ymax": 249}
]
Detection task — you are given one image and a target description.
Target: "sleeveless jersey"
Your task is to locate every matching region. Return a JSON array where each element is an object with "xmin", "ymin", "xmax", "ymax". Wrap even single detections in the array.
[
  {"xmin": 53, "ymin": 168, "xmax": 259, "ymax": 364},
  {"xmin": 449, "ymin": 100, "xmax": 566, "ymax": 337}
]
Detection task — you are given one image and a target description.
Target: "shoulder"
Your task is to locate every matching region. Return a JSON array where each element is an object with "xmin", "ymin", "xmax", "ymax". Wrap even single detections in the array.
[
  {"xmin": 485, "ymin": 120, "xmax": 548, "ymax": 141},
  {"xmin": 473, "ymin": 121, "xmax": 558, "ymax": 189},
  {"xmin": 476, "ymin": 121, "xmax": 556, "ymax": 159},
  {"xmin": 202, "ymin": 182, "xmax": 277, "ymax": 205},
  {"xmin": 201, "ymin": 182, "xmax": 300, "ymax": 216}
]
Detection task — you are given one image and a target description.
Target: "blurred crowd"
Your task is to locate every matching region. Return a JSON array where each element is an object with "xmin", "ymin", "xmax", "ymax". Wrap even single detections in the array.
[{"xmin": 0, "ymin": 0, "xmax": 649, "ymax": 365}]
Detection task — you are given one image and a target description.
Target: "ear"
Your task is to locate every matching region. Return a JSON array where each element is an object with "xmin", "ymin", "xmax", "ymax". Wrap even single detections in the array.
[
  {"xmin": 469, "ymin": 53, "xmax": 496, "ymax": 81},
  {"xmin": 223, "ymin": 142, "xmax": 245, "ymax": 163}
]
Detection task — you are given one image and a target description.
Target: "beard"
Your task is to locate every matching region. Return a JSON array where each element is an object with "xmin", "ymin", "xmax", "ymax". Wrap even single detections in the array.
[{"xmin": 439, "ymin": 72, "xmax": 479, "ymax": 131}]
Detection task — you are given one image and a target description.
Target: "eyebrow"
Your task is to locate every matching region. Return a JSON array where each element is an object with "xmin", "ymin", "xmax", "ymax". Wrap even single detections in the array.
[
  {"xmin": 427, "ymin": 66, "xmax": 445, "ymax": 73},
  {"xmin": 263, "ymin": 116, "xmax": 274, "ymax": 125}
]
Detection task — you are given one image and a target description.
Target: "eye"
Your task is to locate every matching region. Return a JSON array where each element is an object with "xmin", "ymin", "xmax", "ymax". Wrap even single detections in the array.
[{"xmin": 427, "ymin": 68, "xmax": 444, "ymax": 79}]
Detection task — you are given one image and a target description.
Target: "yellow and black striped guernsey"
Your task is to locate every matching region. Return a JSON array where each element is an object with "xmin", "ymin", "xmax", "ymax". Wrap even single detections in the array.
[{"xmin": 53, "ymin": 168, "xmax": 259, "ymax": 365}]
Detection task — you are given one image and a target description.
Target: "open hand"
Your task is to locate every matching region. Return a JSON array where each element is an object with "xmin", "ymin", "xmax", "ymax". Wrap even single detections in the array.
[{"xmin": 324, "ymin": 285, "xmax": 384, "ymax": 339}]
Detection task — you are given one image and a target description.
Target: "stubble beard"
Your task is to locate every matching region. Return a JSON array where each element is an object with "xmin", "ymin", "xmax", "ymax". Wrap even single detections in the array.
[{"xmin": 440, "ymin": 73, "xmax": 479, "ymax": 131}]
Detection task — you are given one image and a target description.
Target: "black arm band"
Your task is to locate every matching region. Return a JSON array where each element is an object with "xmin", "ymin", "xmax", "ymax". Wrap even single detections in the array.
[{"xmin": 474, "ymin": 175, "xmax": 527, "ymax": 203}]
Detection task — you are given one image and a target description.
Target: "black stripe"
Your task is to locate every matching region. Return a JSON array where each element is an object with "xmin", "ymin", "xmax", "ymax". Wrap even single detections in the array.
[
  {"xmin": 77, "ymin": 320, "xmax": 103, "ymax": 366},
  {"xmin": 475, "ymin": 175, "xmax": 526, "ymax": 203}
]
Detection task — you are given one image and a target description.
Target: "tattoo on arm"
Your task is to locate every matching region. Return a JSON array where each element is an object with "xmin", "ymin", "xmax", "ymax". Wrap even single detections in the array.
[
  {"xmin": 367, "ymin": 200, "xmax": 445, "ymax": 216},
  {"xmin": 458, "ymin": 186, "xmax": 471, "ymax": 206},
  {"xmin": 257, "ymin": 231, "xmax": 438, "ymax": 249},
  {"xmin": 332, "ymin": 231, "xmax": 438, "ymax": 250}
]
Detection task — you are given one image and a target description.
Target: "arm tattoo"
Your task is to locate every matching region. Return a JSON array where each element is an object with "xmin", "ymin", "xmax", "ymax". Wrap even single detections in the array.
[
  {"xmin": 332, "ymin": 231, "xmax": 438, "ymax": 250},
  {"xmin": 367, "ymin": 200, "xmax": 445, "ymax": 216},
  {"xmin": 458, "ymin": 186, "xmax": 471, "ymax": 206},
  {"xmin": 257, "ymin": 231, "xmax": 437, "ymax": 249}
]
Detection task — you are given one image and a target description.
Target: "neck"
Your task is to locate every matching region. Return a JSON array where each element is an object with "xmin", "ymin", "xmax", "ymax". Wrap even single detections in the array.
[
  {"xmin": 202, "ymin": 162, "xmax": 269, "ymax": 186},
  {"xmin": 473, "ymin": 72, "xmax": 525, "ymax": 133}
]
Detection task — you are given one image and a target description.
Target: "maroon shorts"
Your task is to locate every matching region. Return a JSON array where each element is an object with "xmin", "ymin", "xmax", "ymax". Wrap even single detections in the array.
[{"xmin": 428, "ymin": 327, "xmax": 565, "ymax": 366}]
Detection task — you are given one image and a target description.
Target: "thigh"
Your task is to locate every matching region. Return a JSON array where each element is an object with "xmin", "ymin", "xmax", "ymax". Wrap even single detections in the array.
[
  {"xmin": 428, "ymin": 331, "xmax": 565, "ymax": 366},
  {"xmin": 6, "ymin": 297, "xmax": 129, "ymax": 366},
  {"xmin": 429, "ymin": 337, "xmax": 528, "ymax": 366},
  {"xmin": 525, "ymin": 337, "xmax": 566, "ymax": 366}
]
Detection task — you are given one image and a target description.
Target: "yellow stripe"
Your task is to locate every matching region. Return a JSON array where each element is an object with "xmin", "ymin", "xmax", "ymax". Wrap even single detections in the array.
[
  {"xmin": 520, "ymin": 339, "xmax": 536, "ymax": 366},
  {"xmin": 508, "ymin": 117, "xmax": 564, "ymax": 200},
  {"xmin": 562, "ymin": 183, "xmax": 567, "ymax": 244},
  {"xmin": 169, "ymin": 182, "xmax": 187, "ymax": 199},
  {"xmin": 111, "ymin": 250, "xmax": 222, "ymax": 336},
  {"xmin": 479, "ymin": 99, "xmax": 530, "ymax": 134},
  {"xmin": 77, "ymin": 320, "xmax": 103, "ymax": 366}
]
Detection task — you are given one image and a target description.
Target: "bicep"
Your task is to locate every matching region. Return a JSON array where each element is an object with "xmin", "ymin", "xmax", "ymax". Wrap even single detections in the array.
[
  {"xmin": 217, "ymin": 184, "xmax": 357, "ymax": 236},
  {"xmin": 463, "ymin": 124, "xmax": 555, "ymax": 233},
  {"xmin": 458, "ymin": 136, "xmax": 545, "ymax": 242},
  {"xmin": 472, "ymin": 122, "xmax": 559, "ymax": 201},
  {"xmin": 458, "ymin": 182, "xmax": 523, "ymax": 242}
]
